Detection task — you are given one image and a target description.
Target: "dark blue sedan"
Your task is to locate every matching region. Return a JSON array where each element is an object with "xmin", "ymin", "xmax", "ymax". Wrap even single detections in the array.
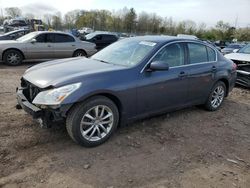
[{"xmin": 17, "ymin": 36, "xmax": 237, "ymax": 147}]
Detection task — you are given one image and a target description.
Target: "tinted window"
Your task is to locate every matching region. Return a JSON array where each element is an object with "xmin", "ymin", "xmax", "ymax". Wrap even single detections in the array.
[
  {"xmin": 54, "ymin": 34, "xmax": 75, "ymax": 43},
  {"xmin": 95, "ymin": 35, "xmax": 102, "ymax": 40},
  {"xmin": 188, "ymin": 43, "xmax": 208, "ymax": 64},
  {"xmin": 207, "ymin": 47, "xmax": 216, "ymax": 61},
  {"xmin": 46, "ymin": 34, "xmax": 54, "ymax": 43},
  {"xmin": 152, "ymin": 43, "xmax": 185, "ymax": 67},
  {"xmin": 36, "ymin": 34, "xmax": 46, "ymax": 42},
  {"xmin": 103, "ymin": 35, "xmax": 117, "ymax": 41}
]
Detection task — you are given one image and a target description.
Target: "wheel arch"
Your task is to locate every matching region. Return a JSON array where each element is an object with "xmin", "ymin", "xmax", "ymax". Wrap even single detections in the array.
[
  {"xmin": 67, "ymin": 92, "xmax": 124, "ymax": 124},
  {"xmin": 216, "ymin": 77, "xmax": 229, "ymax": 96},
  {"xmin": 73, "ymin": 49, "xmax": 87, "ymax": 57},
  {"xmin": 2, "ymin": 48, "xmax": 25, "ymax": 60}
]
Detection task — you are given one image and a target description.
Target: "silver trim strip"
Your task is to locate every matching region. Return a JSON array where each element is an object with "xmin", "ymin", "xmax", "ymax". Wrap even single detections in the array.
[{"xmin": 140, "ymin": 40, "xmax": 218, "ymax": 73}]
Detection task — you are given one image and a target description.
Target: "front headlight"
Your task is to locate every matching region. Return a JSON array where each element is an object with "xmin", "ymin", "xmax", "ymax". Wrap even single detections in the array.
[{"xmin": 32, "ymin": 83, "xmax": 81, "ymax": 105}]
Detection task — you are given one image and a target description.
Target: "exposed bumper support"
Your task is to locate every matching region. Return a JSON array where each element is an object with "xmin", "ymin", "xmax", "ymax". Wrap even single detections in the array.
[{"xmin": 16, "ymin": 87, "xmax": 43, "ymax": 119}]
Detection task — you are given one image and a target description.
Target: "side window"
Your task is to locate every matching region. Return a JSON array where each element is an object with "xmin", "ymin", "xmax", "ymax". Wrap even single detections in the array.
[
  {"xmin": 46, "ymin": 34, "xmax": 54, "ymax": 43},
  {"xmin": 152, "ymin": 43, "xmax": 185, "ymax": 67},
  {"xmin": 207, "ymin": 47, "xmax": 216, "ymax": 61},
  {"xmin": 36, "ymin": 34, "xmax": 46, "ymax": 43},
  {"xmin": 54, "ymin": 34, "xmax": 75, "ymax": 43},
  {"xmin": 188, "ymin": 43, "xmax": 208, "ymax": 64},
  {"xmin": 95, "ymin": 35, "xmax": 102, "ymax": 40}
]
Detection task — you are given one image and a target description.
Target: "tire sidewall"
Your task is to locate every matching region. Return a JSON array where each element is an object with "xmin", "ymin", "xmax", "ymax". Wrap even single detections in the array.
[
  {"xmin": 3, "ymin": 50, "xmax": 23, "ymax": 66},
  {"xmin": 206, "ymin": 81, "xmax": 226, "ymax": 111},
  {"xmin": 73, "ymin": 50, "xmax": 86, "ymax": 57},
  {"xmin": 70, "ymin": 97, "xmax": 119, "ymax": 147}
]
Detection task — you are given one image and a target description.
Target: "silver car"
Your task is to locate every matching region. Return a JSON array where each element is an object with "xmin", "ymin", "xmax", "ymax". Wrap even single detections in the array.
[{"xmin": 0, "ymin": 31, "xmax": 97, "ymax": 66}]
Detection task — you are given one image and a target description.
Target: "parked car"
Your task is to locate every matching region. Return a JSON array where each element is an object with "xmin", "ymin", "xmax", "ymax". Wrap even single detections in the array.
[
  {"xmin": 3, "ymin": 18, "xmax": 29, "ymax": 33},
  {"xmin": 83, "ymin": 32, "xmax": 119, "ymax": 50},
  {"xmin": 16, "ymin": 36, "xmax": 237, "ymax": 147},
  {"xmin": 203, "ymin": 40, "xmax": 222, "ymax": 51},
  {"xmin": 214, "ymin": 40, "xmax": 231, "ymax": 50},
  {"xmin": 221, "ymin": 43, "xmax": 245, "ymax": 55},
  {"xmin": 0, "ymin": 29, "xmax": 30, "ymax": 40},
  {"xmin": 0, "ymin": 31, "xmax": 97, "ymax": 66},
  {"xmin": 225, "ymin": 44, "xmax": 250, "ymax": 87},
  {"xmin": 79, "ymin": 27, "xmax": 94, "ymax": 35}
]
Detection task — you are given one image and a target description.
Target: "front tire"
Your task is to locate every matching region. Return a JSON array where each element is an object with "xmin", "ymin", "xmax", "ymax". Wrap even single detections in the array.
[
  {"xmin": 204, "ymin": 81, "xmax": 226, "ymax": 111},
  {"xmin": 3, "ymin": 50, "xmax": 23, "ymax": 66},
  {"xmin": 66, "ymin": 96, "xmax": 119, "ymax": 147}
]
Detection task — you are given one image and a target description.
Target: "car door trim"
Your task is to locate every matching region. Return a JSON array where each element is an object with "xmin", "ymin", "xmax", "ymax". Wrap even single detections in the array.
[{"xmin": 140, "ymin": 40, "xmax": 218, "ymax": 73}]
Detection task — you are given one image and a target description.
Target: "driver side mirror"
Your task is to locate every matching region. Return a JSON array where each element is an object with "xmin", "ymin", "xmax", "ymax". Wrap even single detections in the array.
[
  {"xmin": 147, "ymin": 61, "xmax": 169, "ymax": 72},
  {"xmin": 31, "ymin": 39, "xmax": 37, "ymax": 44}
]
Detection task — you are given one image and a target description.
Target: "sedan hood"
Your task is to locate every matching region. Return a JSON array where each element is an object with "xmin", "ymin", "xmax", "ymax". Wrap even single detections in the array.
[
  {"xmin": 23, "ymin": 57, "xmax": 126, "ymax": 88},
  {"xmin": 225, "ymin": 53, "xmax": 250, "ymax": 62}
]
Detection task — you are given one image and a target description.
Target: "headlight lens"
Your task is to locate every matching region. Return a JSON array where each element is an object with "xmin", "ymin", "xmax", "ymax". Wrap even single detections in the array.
[{"xmin": 32, "ymin": 83, "xmax": 81, "ymax": 105}]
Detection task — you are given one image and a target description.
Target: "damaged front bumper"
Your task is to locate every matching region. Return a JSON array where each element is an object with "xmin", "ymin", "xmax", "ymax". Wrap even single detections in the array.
[
  {"xmin": 16, "ymin": 87, "xmax": 72, "ymax": 128},
  {"xmin": 236, "ymin": 64, "xmax": 250, "ymax": 88}
]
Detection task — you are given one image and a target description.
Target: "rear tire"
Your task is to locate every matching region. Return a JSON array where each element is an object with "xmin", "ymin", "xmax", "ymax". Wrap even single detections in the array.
[
  {"xmin": 73, "ymin": 50, "xmax": 87, "ymax": 57},
  {"xmin": 66, "ymin": 96, "xmax": 119, "ymax": 147},
  {"xmin": 204, "ymin": 81, "xmax": 226, "ymax": 111},
  {"xmin": 3, "ymin": 50, "xmax": 23, "ymax": 66}
]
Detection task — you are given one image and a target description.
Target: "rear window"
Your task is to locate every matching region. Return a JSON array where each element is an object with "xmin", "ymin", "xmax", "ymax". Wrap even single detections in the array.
[
  {"xmin": 54, "ymin": 34, "xmax": 75, "ymax": 43},
  {"xmin": 188, "ymin": 43, "xmax": 208, "ymax": 64},
  {"xmin": 207, "ymin": 47, "xmax": 216, "ymax": 61}
]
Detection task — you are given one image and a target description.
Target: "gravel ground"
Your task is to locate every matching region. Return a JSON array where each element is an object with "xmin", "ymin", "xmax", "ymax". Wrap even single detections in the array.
[{"xmin": 0, "ymin": 63, "xmax": 250, "ymax": 188}]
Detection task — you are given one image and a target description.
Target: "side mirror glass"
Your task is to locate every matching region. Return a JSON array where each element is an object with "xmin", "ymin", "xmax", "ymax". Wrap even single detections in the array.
[
  {"xmin": 148, "ymin": 61, "xmax": 169, "ymax": 72},
  {"xmin": 31, "ymin": 38, "xmax": 37, "ymax": 44}
]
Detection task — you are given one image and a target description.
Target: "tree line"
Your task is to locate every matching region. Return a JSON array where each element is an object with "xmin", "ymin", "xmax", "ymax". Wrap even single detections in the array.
[{"xmin": 1, "ymin": 7, "xmax": 250, "ymax": 41}]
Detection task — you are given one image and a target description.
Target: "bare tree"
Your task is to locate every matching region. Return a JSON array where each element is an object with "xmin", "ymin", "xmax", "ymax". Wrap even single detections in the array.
[{"xmin": 5, "ymin": 7, "xmax": 22, "ymax": 18}]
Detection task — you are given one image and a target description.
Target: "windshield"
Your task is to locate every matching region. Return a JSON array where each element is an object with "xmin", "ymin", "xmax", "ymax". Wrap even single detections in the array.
[
  {"xmin": 16, "ymin": 32, "xmax": 37, "ymax": 42},
  {"xmin": 238, "ymin": 44, "xmax": 250, "ymax": 54},
  {"xmin": 85, "ymin": 33, "xmax": 96, "ymax": 40},
  {"xmin": 91, "ymin": 39, "xmax": 157, "ymax": 67}
]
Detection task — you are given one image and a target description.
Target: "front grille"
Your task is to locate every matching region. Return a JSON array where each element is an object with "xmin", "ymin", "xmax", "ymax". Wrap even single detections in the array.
[{"xmin": 21, "ymin": 78, "xmax": 41, "ymax": 102}]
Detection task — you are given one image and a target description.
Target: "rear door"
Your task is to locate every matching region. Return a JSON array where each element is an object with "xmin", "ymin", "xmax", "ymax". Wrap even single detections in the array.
[
  {"xmin": 53, "ymin": 33, "xmax": 76, "ymax": 58},
  {"xmin": 185, "ymin": 42, "xmax": 217, "ymax": 104}
]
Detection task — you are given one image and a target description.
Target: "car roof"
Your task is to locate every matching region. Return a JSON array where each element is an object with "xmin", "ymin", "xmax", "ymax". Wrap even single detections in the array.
[
  {"xmin": 127, "ymin": 35, "xmax": 200, "ymax": 44},
  {"xmin": 33, "ymin": 31, "xmax": 73, "ymax": 35},
  {"xmin": 32, "ymin": 31, "xmax": 77, "ymax": 38}
]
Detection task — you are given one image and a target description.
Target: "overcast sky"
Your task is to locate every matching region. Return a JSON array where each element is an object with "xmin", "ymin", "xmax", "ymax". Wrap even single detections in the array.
[{"xmin": 0, "ymin": 0, "xmax": 249, "ymax": 27}]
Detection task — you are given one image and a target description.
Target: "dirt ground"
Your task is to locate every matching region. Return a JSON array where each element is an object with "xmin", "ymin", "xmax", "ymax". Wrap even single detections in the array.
[{"xmin": 0, "ymin": 63, "xmax": 250, "ymax": 188}]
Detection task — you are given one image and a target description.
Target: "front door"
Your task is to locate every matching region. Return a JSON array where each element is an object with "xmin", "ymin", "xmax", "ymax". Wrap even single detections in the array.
[
  {"xmin": 137, "ymin": 43, "xmax": 189, "ymax": 115},
  {"xmin": 25, "ymin": 33, "xmax": 54, "ymax": 59}
]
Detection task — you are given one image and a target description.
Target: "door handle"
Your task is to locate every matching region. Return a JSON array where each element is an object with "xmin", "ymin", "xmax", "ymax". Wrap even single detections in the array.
[
  {"xmin": 178, "ymin": 71, "xmax": 188, "ymax": 78},
  {"xmin": 211, "ymin": 66, "xmax": 217, "ymax": 72},
  {"xmin": 72, "ymin": 44, "xmax": 76, "ymax": 47},
  {"xmin": 47, "ymin": 45, "xmax": 52, "ymax": 47}
]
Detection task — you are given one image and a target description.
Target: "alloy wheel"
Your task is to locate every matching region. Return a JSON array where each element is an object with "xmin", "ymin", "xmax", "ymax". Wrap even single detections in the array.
[
  {"xmin": 211, "ymin": 85, "xmax": 225, "ymax": 109},
  {"xmin": 7, "ymin": 52, "xmax": 21, "ymax": 65},
  {"xmin": 80, "ymin": 105, "xmax": 114, "ymax": 142}
]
